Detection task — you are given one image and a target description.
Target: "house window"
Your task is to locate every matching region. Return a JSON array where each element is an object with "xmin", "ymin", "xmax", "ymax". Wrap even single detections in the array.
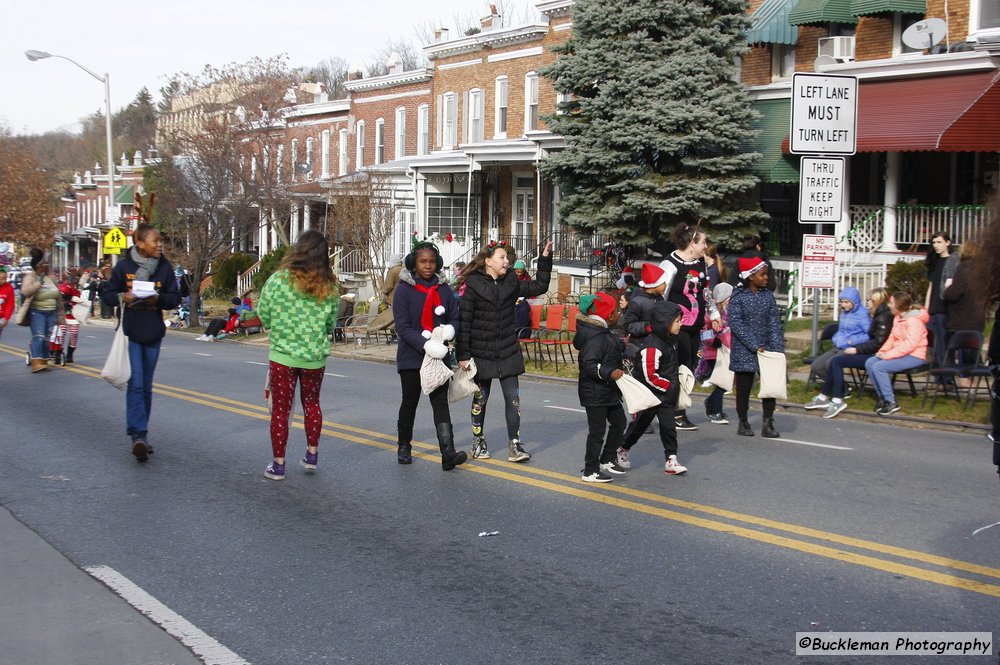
[
  {"xmin": 970, "ymin": 0, "xmax": 1000, "ymax": 33},
  {"xmin": 305, "ymin": 137, "xmax": 314, "ymax": 178},
  {"xmin": 321, "ymin": 129, "xmax": 331, "ymax": 178},
  {"xmin": 495, "ymin": 76, "xmax": 508, "ymax": 138},
  {"xmin": 443, "ymin": 92, "xmax": 458, "ymax": 149},
  {"xmin": 375, "ymin": 118, "xmax": 385, "ymax": 165},
  {"xmin": 771, "ymin": 44, "xmax": 796, "ymax": 81},
  {"xmin": 356, "ymin": 120, "xmax": 365, "ymax": 168},
  {"xmin": 894, "ymin": 14, "xmax": 925, "ymax": 55},
  {"xmin": 417, "ymin": 104, "xmax": 429, "ymax": 155},
  {"xmin": 426, "ymin": 195, "xmax": 478, "ymax": 238},
  {"xmin": 395, "ymin": 107, "xmax": 407, "ymax": 159},
  {"xmin": 338, "ymin": 128, "xmax": 348, "ymax": 176},
  {"xmin": 277, "ymin": 144, "xmax": 284, "ymax": 183},
  {"xmin": 524, "ymin": 73, "xmax": 539, "ymax": 132},
  {"xmin": 468, "ymin": 89, "xmax": 484, "ymax": 143},
  {"xmin": 290, "ymin": 139, "xmax": 298, "ymax": 182}
]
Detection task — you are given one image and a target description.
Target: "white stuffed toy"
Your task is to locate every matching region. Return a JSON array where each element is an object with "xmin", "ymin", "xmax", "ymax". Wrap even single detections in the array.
[{"xmin": 420, "ymin": 324, "xmax": 454, "ymax": 394}]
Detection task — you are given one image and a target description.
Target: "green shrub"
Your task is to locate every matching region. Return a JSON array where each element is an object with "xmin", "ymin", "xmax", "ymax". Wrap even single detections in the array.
[
  {"xmin": 212, "ymin": 253, "xmax": 256, "ymax": 293},
  {"xmin": 201, "ymin": 283, "xmax": 231, "ymax": 301},
  {"xmin": 886, "ymin": 259, "xmax": 928, "ymax": 304},
  {"xmin": 252, "ymin": 246, "xmax": 289, "ymax": 293}
]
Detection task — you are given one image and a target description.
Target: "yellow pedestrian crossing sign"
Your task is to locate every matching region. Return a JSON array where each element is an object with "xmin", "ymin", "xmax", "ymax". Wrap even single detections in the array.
[{"xmin": 103, "ymin": 228, "xmax": 129, "ymax": 254}]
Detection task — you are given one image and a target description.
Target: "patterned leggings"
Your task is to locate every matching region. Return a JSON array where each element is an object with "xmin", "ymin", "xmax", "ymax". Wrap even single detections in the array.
[
  {"xmin": 472, "ymin": 376, "xmax": 521, "ymax": 441},
  {"xmin": 56, "ymin": 321, "xmax": 79, "ymax": 348},
  {"xmin": 268, "ymin": 361, "xmax": 325, "ymax": 459}
]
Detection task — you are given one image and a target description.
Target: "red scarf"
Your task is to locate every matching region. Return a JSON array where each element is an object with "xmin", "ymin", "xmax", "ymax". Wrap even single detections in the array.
[{"xmin": 413, "ymin": 283, "xmax": 441, "ymax": 332}]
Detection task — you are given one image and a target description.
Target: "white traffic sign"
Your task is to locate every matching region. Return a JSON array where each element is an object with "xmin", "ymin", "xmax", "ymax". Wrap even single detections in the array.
[
  {"xmin": 801, "ymin": 234, "xmax": 837, "ymax": 289},
  {"xmin": 799, "ymin": 157, "xmax": 845, "ymax": 223},
  {"xmin": 790, "ymin": 73, "xmax": 858, "ymax": 155}
]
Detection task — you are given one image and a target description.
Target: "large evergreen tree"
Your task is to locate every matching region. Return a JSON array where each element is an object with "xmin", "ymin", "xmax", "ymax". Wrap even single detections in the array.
[{"xmin": 540, "ymin": 0, "xmax": 767, "ymax": 249}]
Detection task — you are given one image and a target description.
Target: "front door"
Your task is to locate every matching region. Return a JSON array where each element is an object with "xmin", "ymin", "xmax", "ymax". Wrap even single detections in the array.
[{"xmin": 512, "ymin": 174, "xmax": 534, "ymax": 261}]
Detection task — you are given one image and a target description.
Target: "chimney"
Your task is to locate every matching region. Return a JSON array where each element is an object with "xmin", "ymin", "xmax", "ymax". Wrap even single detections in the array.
[
  {"xmin": 93, "ymin": 161, "xmax": 102, "ymax": 175},
  {"xmin": 481, "ymin": 5, "xmax": 501, "ymax": 31},
  {"xmin": 434, "ymin": 27, "xmax": 450, "ymax": 43},
  {"xmin": 387, "ymin": 52, "xmax": 404, "ymax": 75},
  {"xmin": 347, "ymin": 63, "xmax": 365, "ymax": 81},
  {"xmin": 133, "ymin": 150, "xmax": 143, "ymax": 166},
  {"xmin": 120, "ymin": 152, "xmax": 128, "ymax": 167}
]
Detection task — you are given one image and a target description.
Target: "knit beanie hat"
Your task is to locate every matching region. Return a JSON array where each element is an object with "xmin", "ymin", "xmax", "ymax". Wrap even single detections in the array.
[
  {"xmin": 738, "ymin": 256, "xmax": 766, "ymax": 279},
  {"xmin": 512, "ymin": 260, "xmax": 526, "ymax": 270},
  {"xmin": 712, "ymin": 282, "xmax": 733, "ymax": 303},
  {"xmin": 580, "ymin": 292, "xmax": 616, "ymax": 321}
]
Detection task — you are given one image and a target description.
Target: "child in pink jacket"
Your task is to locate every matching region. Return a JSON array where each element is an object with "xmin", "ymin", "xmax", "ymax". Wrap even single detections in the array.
[
  {"xmin": 699, "ymin": 283, "xmax": 733, "ymax": 424},
  {"xmin": 864, "ymin": 291, "xmax": 929, "ymax": 416}
]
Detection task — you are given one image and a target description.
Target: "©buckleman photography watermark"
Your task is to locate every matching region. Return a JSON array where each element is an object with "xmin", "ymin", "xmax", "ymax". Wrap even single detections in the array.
[{"xmin": 795, "ymin": 632, "xmax": 993, "ymax": 656}]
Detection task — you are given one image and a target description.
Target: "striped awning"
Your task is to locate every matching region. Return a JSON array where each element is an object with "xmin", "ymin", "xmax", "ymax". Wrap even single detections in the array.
[
  {"xmin": 851, "ymin": 0, "xmax": 926, "ymax": 15},
  {"xmin": 746, "ymin": 0, "xmax": 800, "ymax": 45},
  {"xmin": 788, "ymin": 0, "xmax": 858, "ymax": 25},
  {"xmin": 781, "ymin": 70, "xmax": 1000, "ymax": 152},
  {"xmin": 748, "ymin": 99, "xmax": 800, "ymax": 182}
]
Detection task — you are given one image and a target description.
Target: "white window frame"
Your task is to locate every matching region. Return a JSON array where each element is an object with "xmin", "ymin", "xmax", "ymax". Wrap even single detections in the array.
[
  {"xmin": 468, "ymin": 89, "xmax": 484, "ymax": 143},
  {"xmin": 970, "ymin": 0, "xmax": 1000, "ymax": 37},
  {"xmin": 375, "ymin": 118, "xmax": 385, "ymax": 165},
  {"xmin": 417, "ymin": 104, "xmax": 430, "ymax": 155},
  {"xmin": 494, "ymin": 76, "xmax": 508, "ymax": 139},
  {"xmin": 290, "ymin": 138, "xmax": 298, "ymax": 182},
  {"xmin": 321, "ymin": 129, "xmax": 331, "ymax": 178},
  {"xmin": 524, "ymin": 72, "xmax": 539, "ymax": 132},
  {"xmin": 443, "ymin": 92, "xmax": 458, "ymax": 150},
  {"xmin": 771, "ymin": 44, "xmax": 796, "ymax": 81},
  {"xmin": 356, "ymin": 120, "xmax": 366, "ymax": 168},
  {"xmin": 435, "ymin": 95, "xmax": 443, "ymax": 148},
  {"xmin": 305, "ymin": 137, "xmax": 314, "ymax": 179},
  {"xmin": 395, "ymin": 107, "xmax": 407, "ymax": 159},
  {"xmin": 338, "ymin": 128, "xmax": 348, "ymax": 176}
]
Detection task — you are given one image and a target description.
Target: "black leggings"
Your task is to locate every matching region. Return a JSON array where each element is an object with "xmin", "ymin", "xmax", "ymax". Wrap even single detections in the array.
[
  {"xmin": 472, "ymin": 376, "xmax": 521, "ymax": 441},
  {"xmin": 734, "ymin": 371, "xmax": 775, "ymax": 422},
  {"xmin": 398, "ymin": 369, "xmax": 451, "ymax": 429},
  {"xmin": 675, "ymin": 329, "xmax": 700, "ymax": 417}
]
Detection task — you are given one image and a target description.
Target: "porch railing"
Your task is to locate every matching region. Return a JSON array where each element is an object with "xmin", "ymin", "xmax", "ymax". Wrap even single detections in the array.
[
  {"xmin": 236, "ymin": 260, "xmax": 261, "ymax": 297},
  {"xmin": 893, "ymin": 204, "xmax": 992, "ymax": 248}
]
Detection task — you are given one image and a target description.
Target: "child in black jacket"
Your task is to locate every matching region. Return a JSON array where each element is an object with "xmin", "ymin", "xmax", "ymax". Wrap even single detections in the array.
[
  {"xmin": 573, "ymin": 293, "xmax": 627, "ymax": 483},
  {"xmin": 617, "ymin": 300, "xmax": 688, "ymax": 475}
]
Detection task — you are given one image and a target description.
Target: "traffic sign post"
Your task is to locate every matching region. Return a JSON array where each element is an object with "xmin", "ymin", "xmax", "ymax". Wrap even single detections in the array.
[
  {"xmin": 102, "ymin": 227, "xmax": 128, "ymax": 255},
  {"xmin": 790, "ymin": 73, "xmax": 858, "ymax": 156}
]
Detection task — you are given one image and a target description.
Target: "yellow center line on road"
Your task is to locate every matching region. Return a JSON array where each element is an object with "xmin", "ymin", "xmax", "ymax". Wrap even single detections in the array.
[{"xmin": 6, "ymin": 345, "xmax": 1000, "ymax": 598}]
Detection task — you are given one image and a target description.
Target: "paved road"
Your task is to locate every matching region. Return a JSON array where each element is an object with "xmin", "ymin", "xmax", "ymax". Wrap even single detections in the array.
[{"xmin": 0, "ymin": 323, "xmax": 997, "ymax": 664}]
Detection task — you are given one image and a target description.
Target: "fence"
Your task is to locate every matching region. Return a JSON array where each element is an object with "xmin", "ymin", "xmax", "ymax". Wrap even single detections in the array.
[{"xmin": 893, "ymin": 204, "xmax": 992, "ymax": 248}]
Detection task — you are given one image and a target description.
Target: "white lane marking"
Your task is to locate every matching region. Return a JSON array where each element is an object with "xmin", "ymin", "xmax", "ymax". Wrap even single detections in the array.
[
  {"xmin": 769, "ymin": 437, "xmax": 853, "ymax": 450},
  {"xmin": 972, "ymin": 521, "xmax": 1000, "ymax": 536},
  {"xmin": 245, "ymin": 361, "xmax": 268, "ymax": 366},
  {"xmin": 544, "ymin": 405, "xmax": 586, "ymax": 413},
  {"xmin": 194, "ymin": 352, "xmax": 212, "ymax": 357},
  {"xmin": 84, "ymin": 565, "xmax": 251, "ymax": 665},
  {"xmin": 325, "ymin": 372, "xmax": 348, "ymax": 378}
]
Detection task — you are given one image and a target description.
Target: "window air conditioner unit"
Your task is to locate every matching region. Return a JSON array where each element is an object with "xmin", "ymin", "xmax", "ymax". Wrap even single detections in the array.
[{"xmin": 818, "ymin": 36, "xmax": 855, "ymax": 62}]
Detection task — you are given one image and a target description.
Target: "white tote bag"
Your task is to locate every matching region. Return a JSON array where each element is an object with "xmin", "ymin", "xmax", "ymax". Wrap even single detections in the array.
[
  {"xmin": 71, "ymin": 297, "xmax": 92, "ymax": 324},
  {"xmin": 708, "ymin": 345, "xmax": 734, "ymax": 392},
  {"xmin": 100, "ymin": 315, "xmax": 131, "ymax": 390},
  {"xmin": 448, "ymin": 357, "xmax": 478, "ymax": 403},
  {"xmin": 756, "ymin": 350, "xmax": 788, "ymax": 400},
  {"xmin": 676, "ymin": 365, "xmax": 696, "ymax": 410},
  {"xmin": 616, "ymin": 374, "xmax": 661, "ymax": 414},
  {"xmin": 420, "ymin": 327, "xmax": 454, "ymax": 395}
]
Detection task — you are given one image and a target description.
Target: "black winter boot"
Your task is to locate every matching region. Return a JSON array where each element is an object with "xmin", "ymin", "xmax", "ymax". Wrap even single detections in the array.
[
  {"xmin": 761, "ymin": 418, "xmax": 780, "ymax": 438},
  {"xmin": 65, "ymin": 346, "xmax": 75, "ymax": 364},
  {"xmin": 397, "ymin": 421, "xmax": 413, "ymax": 465},
  {"xmin": 737, "ymin": 419, "xmax": 755, "ymax": 436},
  {"xmin": 436, "ymin": 422, "xmax": 467, "ymax": 471}
]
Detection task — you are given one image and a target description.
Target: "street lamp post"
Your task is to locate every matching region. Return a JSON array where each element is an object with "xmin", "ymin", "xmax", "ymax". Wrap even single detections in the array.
[{"xmin": 25, "ymin": 50, "xmax": 117, "ymax": 226}]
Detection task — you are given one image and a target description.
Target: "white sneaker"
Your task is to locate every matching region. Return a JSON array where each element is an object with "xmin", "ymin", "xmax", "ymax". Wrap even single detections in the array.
[
  {"xmin": 615, "ymin": 446, "xmax": 631, "ymax": 469},
  {"xmin": 600, "ymin": 461, "xmax": 627, "ymax": 475},
  {"xmin": 664, "ymin": 455, "xmax": 688, "ymax": 475},
  {"xmin": 581, "ymin": 470, "xmax": 613, "ymax": 483},
  {"xmin": 803, "ymin": 395, "xmax": 830, "ymax": 410}
]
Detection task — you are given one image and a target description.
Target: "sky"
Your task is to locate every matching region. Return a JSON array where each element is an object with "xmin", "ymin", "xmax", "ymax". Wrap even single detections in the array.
[{"xmin": 1, "ymin": 0, "xmax": 538, "ymax": 136}]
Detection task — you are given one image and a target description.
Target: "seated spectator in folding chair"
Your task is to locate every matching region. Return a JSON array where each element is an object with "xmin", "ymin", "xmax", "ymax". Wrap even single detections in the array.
[
  {"xmin": 863, "ymin": 291, "xmax": 929, "ymax": 416},
  {"xmin": 942, "ymin": 240, "xmax": 987, "ymax": 388},
  {"xmin": 805, "ymin": 287, "xmax": 892, "ymax": 418},
  {"xmin": 808, "ymin": 287, "xmax": 871, "ymax": 388}
]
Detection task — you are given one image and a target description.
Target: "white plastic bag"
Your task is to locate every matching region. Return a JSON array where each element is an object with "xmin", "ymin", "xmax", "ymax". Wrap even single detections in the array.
[
  {"xmin": 420, "ymin": 327, "xmax": 454, "ymax": 395},
  {"xmin": 616, "ymin": 374, "xmax": 660, "ymax": 414},
  {"xmin": 71, "ymin": 297, "xmax": 92, "ymax": 324},
  {"xmin": 449, "ymin": 357, "xmax": 478, "ymax": 403},
  {"xmin": 757, "ymin": 350, "xmax": 788, "ymax": 400},
  {"xmin": 677, "ymin": 365, "xmax": 695, "ymax": 411},
  {"xmin": 100, "ymin": 315, "xmax": 130, "ymax": 390},
  {"xmin": 708, "ymin": 344, "xmax": 734, "ymax": 392}
]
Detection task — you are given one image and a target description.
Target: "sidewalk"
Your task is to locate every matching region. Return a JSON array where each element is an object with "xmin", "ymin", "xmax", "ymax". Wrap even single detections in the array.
[{"xmin": 0, "ymin": 506, "xmax": 203, "ymax": 665}]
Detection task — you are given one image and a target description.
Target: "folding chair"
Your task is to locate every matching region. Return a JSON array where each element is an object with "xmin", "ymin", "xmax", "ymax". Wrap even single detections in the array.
[
  {"xmin": 922, "ymin": 330, "xmax": 983, "ymax": 408},
  {"xmin": 536, "ymin": 304, "xmax": 566, "ymax": 368},
  {"xmin": 517, "ymin": 303, "xmax": 544, "ymax": 368},
  {"xmin": 805, "ymin": 322, "xmax": 839, "ymax": 389}
]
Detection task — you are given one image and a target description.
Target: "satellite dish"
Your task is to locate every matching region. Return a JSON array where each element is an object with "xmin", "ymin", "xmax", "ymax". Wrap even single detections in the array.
[
  {"xmin": 814, "ymin": 54, "xmax": 839, "ymax": 68},
  {"xmin": 902, "ymin": 18, "xmax": 947, "ymax": 50}
]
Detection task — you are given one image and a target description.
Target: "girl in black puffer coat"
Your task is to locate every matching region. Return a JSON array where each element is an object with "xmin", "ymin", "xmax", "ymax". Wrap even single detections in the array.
[{"xmin": 456, "ymin": 240, "xmax": 552, "ymax": 462}]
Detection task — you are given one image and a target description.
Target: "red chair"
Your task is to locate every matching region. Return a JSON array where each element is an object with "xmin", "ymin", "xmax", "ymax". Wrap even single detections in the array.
[
  {"xmin": 517, "ymin": 303, "xmax": 544, "ymax": 367},
  {"xmin": 537, "ymin": 304, "xmax": 574, "ymax": 369}
]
